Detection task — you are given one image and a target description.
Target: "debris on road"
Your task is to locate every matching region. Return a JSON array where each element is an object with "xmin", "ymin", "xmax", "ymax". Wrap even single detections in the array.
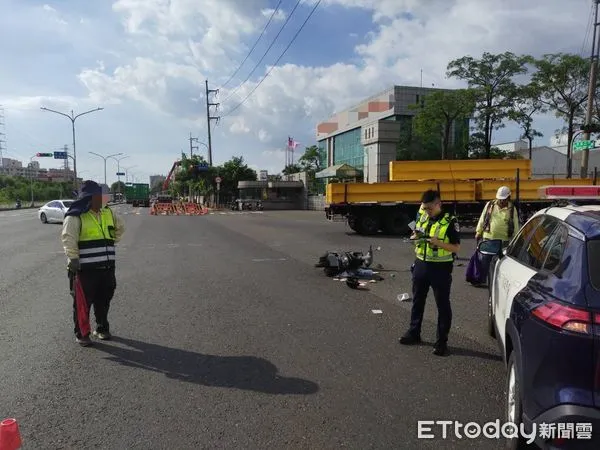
[
  {"xmin": 371, "ymin": 309, "xmax": 383, "ymax": 314},
  {"xmin": 397, "ymin": 293, "xmax": 411, "ymax": 302},
  {"xmin": 315, "ymin": 245, "xmax": 384, "ymax": 289}
]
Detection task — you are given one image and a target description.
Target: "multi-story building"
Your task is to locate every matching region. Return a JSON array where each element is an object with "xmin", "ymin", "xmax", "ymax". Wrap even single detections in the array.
[
  {"xmin": 316, "ymin": 85, "xmax": 471, "ymax": 183},
  {"xmin": 0, "ymin": 157, "xmax": 75, "ymax": 182}
]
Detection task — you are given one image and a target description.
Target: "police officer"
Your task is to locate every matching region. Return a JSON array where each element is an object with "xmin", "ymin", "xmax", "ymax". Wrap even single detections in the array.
[
  {"xmin": 61, "ymin": 180, "xmax": 125, "ymax": 346},
  {"xmin": 399, "ymin": 189, "xmax": 461, "ymax": 356}
]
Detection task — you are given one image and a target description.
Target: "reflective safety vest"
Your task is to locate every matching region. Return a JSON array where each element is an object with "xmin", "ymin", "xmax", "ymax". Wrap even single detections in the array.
[
  {"xmin": 415, "ymin": 213, "xmax": 455, "ymax": 263},
  {"xmin": 415, "ymin": 206, "xmax": 427, "ymax": 233},
  {"xmin": 78, "ymin": 207, "xmax": 116, "ymax": 269}
]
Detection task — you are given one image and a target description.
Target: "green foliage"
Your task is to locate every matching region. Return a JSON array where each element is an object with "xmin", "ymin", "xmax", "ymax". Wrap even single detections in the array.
[
  {"xmin": 446, "ymin": 52, "xmax": 531, "ymax": 158},
  {"xmin": 410, "ymin": 89, "xmax": 476, "ymax": 159},
  {"xmin": 0, "ymin": 175, "xmax": 74, "ymax": 205},
  {"xmin": 110, "ymin": 181, "xmax": 126, "ymax": 193},
  {"xmin": 297, "ymin": 145, "xmax": 322, "ymax": 172},
  {"xmin": 168, "ymin": 154, "xmax": 257, "ymax": 198},
  {"xmin": 530, "ymin": 53, "xmax": 591, "ymax": 176},
  {"xmin": 507, "ymin": 84, "xmax": 544, "ymax": 156},
  {"xmin": 282, "ymin": 163, "xmax": 302, "ymax": 175}
]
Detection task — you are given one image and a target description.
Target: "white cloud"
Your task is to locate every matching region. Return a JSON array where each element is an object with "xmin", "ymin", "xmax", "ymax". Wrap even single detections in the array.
[
  {"xmin": 1, "ymin": 0, "xmax": 594, "ymax": 181},
  {"xmin": 261, "ymin": 8, "xmax": 286, "ymax": 21}
]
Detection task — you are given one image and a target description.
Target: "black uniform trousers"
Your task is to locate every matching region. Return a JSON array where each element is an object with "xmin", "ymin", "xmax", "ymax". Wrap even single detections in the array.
[
  {"xmin": 408, "ymin": 259, "xmax": 453, "ymax": 344},
  {"xmin": 69, "ymin": 267, "xmax": 117, "ymax": 338}
]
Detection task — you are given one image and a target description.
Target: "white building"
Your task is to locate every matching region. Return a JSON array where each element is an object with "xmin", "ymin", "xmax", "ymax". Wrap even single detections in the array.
[
  {"xmin": 494, "ymin": 140, "xmax": 529, "ymax": 153},
  {"xmin": 514, "ymin": 146, "xmax": 600, "ymax": 178}
]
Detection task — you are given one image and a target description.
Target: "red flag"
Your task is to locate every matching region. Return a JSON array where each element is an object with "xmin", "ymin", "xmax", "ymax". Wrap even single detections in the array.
[{"xmin": 74, "ymin": 275, "xmax": 90, "ymax": 337}]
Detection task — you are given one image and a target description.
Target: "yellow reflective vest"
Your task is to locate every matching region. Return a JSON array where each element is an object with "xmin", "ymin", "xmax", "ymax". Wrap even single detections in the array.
[
  {"xmin": 415, "ymin": 213, "xmax": 455, "ymax": 263},
  {"xmin": 78, "ymin": 207, "xmax": 116, "ymax": 269}
]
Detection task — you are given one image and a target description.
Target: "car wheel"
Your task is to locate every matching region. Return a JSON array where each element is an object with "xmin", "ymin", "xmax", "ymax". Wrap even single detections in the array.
[
  {"xmin": 505, "ymin": 352, "xmax": 527, "ymax": 450},
  {"xmin": 487, "ymin": 293, "xmax": 496, "ymax": 339},
  {"xmin": 40, "ymin": 212, "xmax": 47, "ymax": 223}
]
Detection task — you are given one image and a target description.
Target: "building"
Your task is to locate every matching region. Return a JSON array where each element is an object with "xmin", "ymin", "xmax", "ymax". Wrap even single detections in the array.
[
  {"xmin": 514, "ymin": 145, "xmax": 600, "ymax": 179},
  {"xmin": 315, "ymin": 85, "xmax": 471, "ymax": 183},
  {"xmin": 0, "ymin": 157, "xmax": 75, "ymax": 182},
  {"xmin": 494, "ymin": 140, "xmax": 528, "ymax": 153},
  {"xmin": 149, "ymin": 175, "xmax": 166, "ymax": 189}
]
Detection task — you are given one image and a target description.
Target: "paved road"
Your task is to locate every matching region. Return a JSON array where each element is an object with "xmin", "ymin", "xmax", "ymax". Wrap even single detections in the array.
[{"xmin": 0, "ymin": 206, "xmax": 505, "ymax": 449}]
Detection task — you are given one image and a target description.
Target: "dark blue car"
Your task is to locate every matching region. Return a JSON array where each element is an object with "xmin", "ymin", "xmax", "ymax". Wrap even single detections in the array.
[{"xmin": 480, "ymin": 203, "xmax": 600, "ymax": 449}]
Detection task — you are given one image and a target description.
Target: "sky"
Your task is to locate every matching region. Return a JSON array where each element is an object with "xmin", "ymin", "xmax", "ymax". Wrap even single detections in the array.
[{"xmin": 0, "ymin": 0, "xmax": 596, "ymax": 185}]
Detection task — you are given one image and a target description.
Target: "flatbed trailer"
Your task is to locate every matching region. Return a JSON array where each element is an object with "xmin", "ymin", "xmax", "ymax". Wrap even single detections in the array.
[{"xmin": 325, "ymin": 159, "xmax": 599, "ymax": 235}]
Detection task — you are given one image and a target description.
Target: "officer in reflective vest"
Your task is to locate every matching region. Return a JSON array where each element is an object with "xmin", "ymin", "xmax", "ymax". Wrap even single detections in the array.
[
  {"xmin": 399, "ymin": 189, "xmax": 461, "ymax": 356},
  {"xmin": 61, "ymin": 180, "xmax": 125, "ymax": 346}
]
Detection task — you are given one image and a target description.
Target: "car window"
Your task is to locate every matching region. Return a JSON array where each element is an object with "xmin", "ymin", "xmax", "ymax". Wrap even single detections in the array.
[
  {"xmin": 62, "ymin": 201, "xmax": 73, "ymax": 208},
  {"xmin": 519, "ymin": 216, "xmax": 559, "ymax": 269},
  {"xmin": 47, "ymin": 201, "xmax": 59, "ymax": 208},
  {"xmin": 589, "ymin": 240, "xmax": 600, "ymax": 291},
  {"xmin": 506, "ymin": 215, "xmax": 544, "ymax": 259},
  {"xmin": 541, "ymin": 225, "xmax": 568, "ymax": 272}
]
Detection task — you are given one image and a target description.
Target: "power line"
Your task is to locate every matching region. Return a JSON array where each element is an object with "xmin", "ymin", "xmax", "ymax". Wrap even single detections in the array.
[
  {"xmin": 221, "ymin": 0, "xmax": 322, "ymax": 118},
  {"xmin": 580, "ymin": 0, "xmax": 596, "ymax": 56},
  {"xmin": 218, "ymin": 0, "xmax": 284, "ymax": 90},
  {"xmin": 220, "ymin": 0, "xmax": 303, "ymax": 106}
]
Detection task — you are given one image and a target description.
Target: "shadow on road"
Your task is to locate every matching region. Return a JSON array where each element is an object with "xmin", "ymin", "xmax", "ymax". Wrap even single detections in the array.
[
  {"xmin": 92, "ymin": 336, "xmax": 320, "ymax": 395},
  {"xmin": 414, "ymin": 341, "xmax": 502, "ymax": 361}
]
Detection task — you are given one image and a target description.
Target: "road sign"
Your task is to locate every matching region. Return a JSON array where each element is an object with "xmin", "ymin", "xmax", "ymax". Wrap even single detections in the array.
[
  {"xmin": 53, "ymin": 151, "xmax": 67, "ymax": 159},
  {"xmin": 197, "ymin": 162, "xmax": 209, "ymax": 171},
  {"xmin": 35, "ymin": 152, "xmax": 53, "ymax": 157},
  {"xmin": 574, "ymin": 140, "xmax": 595, "ymax": 151},
  {"xmin": 116, "ymin": 172, "xmax": 125, "ymax": 176},
  {"xmin": 215, "ymin": 177, "xmax": 222, "ymax": 183}
]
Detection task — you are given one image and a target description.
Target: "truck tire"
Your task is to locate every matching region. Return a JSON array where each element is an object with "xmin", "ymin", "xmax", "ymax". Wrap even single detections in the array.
[
  {"xmin": 383, "ymin": 211, "xmax": 410, "ymax": 235},
  {"xmin": 347, "ymin": 215, "xmax": 359, "ymax": 232},
  {"xmin": 356, "ymin": 213, "xmax": 380, "ymax": 235}
]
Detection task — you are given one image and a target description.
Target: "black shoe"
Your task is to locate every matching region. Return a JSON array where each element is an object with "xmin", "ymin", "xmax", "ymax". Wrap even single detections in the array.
[
  {"xmin": 93, "ymin": 330, "xmax": 112, "ymax": 340},
  {"xmin": 75, "ymin": 335, "xmax": 92, "ymax": 346},
  {"xmin": 399, "ymin": 333, "xmax": 421, "ymax": 345},
  {"xmin": 433, "ymin": 342, "xmax": 448, "ymax": 356}
]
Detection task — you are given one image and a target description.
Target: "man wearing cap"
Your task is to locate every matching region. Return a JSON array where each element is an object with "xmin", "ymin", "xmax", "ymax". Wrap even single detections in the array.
[
  {"xmin": 475, "ymin": 186, "xmax": 520, "ymax": 246},
  {"xmin": 61, "ymin": 180, "xmax": 125, "ymax": 346}
]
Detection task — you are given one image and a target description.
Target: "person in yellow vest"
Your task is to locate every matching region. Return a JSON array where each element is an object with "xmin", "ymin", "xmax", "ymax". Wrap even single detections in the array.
[
  {"xmin": 61, "ymin": 180, "xmax": 125, "ymax": 346},
  {"xmin": 400, "ymin": 189, "xmax": 461, "ymax": 356},
  {"xmin": 475, "ymin": 186, "xmax": 520, "ymax": 246}
]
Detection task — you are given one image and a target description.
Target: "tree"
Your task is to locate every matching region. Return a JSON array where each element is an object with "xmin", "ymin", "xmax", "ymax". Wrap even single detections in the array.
[
  {"xmin": 530, "ymin": 53, "xmax": 590, "ymax": 178},
  {"xmin": 411, "ymin": 89, "xmax": 476, "ymax": 159},
  {"xmin": 446, "ymin": 52, "xmax": 530, "ymax": 158},
  {"xmin": 508, "ymin": 84, "xmax": 544, "ymax": 159},
  {"xmin": 110, "ymin": 181, "xmax": 126, "ymax": 193},
  {"xmin": 298, "ymin": 145, "xmax": 323, "ymax": 172},
  {"xmin": 282, "ymin": 164, "xmax": 302, "ymax": 175},
  {"xmin": 0, "ymin": 175, "xmax": 76, "ymax": 205}
]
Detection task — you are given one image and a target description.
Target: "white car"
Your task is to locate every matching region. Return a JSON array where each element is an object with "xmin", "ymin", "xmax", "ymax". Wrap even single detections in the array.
[{"xmin": 38, "ymin": 199, "xmax": 74, "ymax": 224}]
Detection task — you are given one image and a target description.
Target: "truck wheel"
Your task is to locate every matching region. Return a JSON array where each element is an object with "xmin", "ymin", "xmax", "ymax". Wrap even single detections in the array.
[
  {"xmin": 347, "ymin": 215, "xmax": 359, "ymax": 232},
  {"xmin": 357, "ymin": 214, "xmax": 379, "ymax": 235},
  {"xmin": 383, "ymin": 212, "xmax": 410, "ymax": 235}
]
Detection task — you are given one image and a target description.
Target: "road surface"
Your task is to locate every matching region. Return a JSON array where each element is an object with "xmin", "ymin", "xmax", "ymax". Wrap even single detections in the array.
[{"xmin": 0, "ymin": 205, "xmax": 505, "ymax": 449}]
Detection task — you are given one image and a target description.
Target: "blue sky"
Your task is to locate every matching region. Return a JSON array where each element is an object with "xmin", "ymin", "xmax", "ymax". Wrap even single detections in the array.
[{"xmin": 0, "ymin": 0, "xmax": 594, "ymax": 185}]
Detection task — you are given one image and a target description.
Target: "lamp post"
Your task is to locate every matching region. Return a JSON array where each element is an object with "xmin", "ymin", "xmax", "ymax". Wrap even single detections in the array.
[
  {"xmin": 123, "ymin": 165, "xmax": 137, "ymax": 183},
  {"xmin": 108, "ymin": 155, "xmax": 129, "ymax": 199},
  {"xmin": 40, "ymin": 106, "xmax": 103, "ymax": 193},
  {"xmin": 89, "ymin": 152, "xmax": 123, "ymax": 191}
]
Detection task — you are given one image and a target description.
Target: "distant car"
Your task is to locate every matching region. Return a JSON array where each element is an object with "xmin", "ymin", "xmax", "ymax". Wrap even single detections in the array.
[
  {"xmin": 482, "ymin": 189, "xmax": 600, "ymax": 449},
  {"xmin": 38, "ymin": 200, "xmax": 74, "ymax": 224}
]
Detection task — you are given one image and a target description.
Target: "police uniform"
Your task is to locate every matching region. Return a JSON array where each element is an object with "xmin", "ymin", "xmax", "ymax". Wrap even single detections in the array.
[
  {"xmin": 62, "ymin": 181, "xmax": 124, "ymax": 344},
  {"xmin": 401, "ymin": 209, "xmax": 460, "ymax": 354}
]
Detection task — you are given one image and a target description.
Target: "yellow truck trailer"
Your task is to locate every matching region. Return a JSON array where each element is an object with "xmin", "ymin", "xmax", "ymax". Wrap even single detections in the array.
[{"xmin": 325, "ymin": 159, "xmax": 600, "ymax": 235}]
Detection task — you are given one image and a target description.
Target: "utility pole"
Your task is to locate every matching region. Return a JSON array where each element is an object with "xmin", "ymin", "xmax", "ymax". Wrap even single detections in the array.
[
  {"xmin": 582, "ymin": 0, "xmax": 600, "ymax": 178},
  {"xmin": 205, "ymin": 80, "xmax": 220, "ymax": 166},
  {"xmin": 0, "ymin": 106, "xmax": 5, "ymax": 167},
  {"xmin": 189, "ymin": 133, "xmax": 199, "ymax": 158}
]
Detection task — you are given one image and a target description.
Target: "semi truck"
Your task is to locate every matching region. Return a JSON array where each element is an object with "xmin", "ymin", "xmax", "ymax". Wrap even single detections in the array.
[
  {"xmin": 125, "ymin": 183, "xmax": 150, "ymax": 207},
  {"xmin": 325, "ymin": 159, "xmax": 599, "ymax": 235}
]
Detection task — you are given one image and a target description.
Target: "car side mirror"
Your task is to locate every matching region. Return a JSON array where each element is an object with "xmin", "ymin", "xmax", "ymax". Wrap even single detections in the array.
[{"xmin": 477, "ymin": 239, "xmax": 503, "ymax": 256}]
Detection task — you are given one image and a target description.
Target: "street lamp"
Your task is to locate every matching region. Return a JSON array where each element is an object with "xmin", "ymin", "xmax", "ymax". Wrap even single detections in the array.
[
  {"xmin": 40, "ymin": 106, "xmax": 103, "ymax": 193},
  {"xmin": 108, "ymin": 155, "xmax": 129, "ymax": 198},
  {"xmin": 88, "ymin": 151, "xmax": 123, "ymax": 188}
]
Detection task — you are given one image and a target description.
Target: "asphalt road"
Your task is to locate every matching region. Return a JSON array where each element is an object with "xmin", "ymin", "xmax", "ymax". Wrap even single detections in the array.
[{"xmin": 0, "ymin": 205, "xmax": 505, "ymax": 449}]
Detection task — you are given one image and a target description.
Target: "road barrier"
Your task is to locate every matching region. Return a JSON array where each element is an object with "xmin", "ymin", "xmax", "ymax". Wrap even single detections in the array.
[{"xmin": 150, "ymin": 202, "xmax": 208, "ymax": 216}]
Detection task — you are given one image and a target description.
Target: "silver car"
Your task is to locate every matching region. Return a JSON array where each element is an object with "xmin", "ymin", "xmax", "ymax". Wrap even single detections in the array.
[{"xmin": 38, "ymin": 199, "xmax": 74, "ymax": 224}]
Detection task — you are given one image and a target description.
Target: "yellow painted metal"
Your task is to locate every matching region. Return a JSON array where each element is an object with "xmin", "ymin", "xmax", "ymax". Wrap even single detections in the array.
[
  {"xmin": 326, "ymin": 180, "xmax": 477, "ymax": 204},
  {"xmin": 477, "ymin": 178, "xmax": 591, "ymax": 201},
  {"xmin": 389, "ymin": 159, "xmax": 532, "ymax": 181}
]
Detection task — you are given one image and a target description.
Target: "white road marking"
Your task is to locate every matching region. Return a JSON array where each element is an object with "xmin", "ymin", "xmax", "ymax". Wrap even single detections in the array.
[
  {"xmin": 371, "ymin": 310, "xmax": 383, "ymax": 314},
  {"xmin": 252, "ymin": 257, "xmax": 287, "ymax": 262}
]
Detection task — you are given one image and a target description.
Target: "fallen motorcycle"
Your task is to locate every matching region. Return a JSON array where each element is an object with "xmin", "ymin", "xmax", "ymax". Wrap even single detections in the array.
[{"xmin": 315, "ymin": 245, "xmax": 383, "ymax": 289}]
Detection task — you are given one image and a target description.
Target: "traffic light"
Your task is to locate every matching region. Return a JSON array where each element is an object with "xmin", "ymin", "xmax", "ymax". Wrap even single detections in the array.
[
  {"xmin": 35, "ymin": 152, "xmax": 53, "ymax": 157},
  {"xmin": 580, "ymin": 123, "xmax": 600, "ymax": 133}
]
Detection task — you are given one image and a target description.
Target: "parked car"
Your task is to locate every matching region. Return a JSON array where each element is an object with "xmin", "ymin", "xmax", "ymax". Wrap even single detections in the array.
[
  {"xmin": 480, "ymin": 198, "xmax": 600, "ymax": 449},
  {"xmin": 38, "ymin": 200, "xmax": 74, "ymax": 224}
]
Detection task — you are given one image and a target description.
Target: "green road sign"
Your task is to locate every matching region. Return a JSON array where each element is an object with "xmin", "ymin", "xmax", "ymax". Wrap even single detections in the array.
[{"xmin": 574, "ymin": 140, "xmax": 595, "ymax": 151}]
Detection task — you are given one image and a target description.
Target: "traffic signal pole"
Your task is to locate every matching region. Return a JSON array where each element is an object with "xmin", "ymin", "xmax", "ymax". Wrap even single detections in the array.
[{"xmin": 582, "ymin": 0, "xmax": 600, "ymax": 178}]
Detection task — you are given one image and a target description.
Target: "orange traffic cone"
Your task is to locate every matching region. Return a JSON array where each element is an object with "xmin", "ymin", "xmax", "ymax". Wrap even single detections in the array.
[{"xmin": 0, "ymin": 418, "xmax": 22, "ymax": 450}]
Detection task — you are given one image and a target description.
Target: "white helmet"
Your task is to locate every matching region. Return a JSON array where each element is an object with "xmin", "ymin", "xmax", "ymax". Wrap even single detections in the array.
[{"xmin": 496, "ymin": 186, "xmax": 511, "ymax": 200}]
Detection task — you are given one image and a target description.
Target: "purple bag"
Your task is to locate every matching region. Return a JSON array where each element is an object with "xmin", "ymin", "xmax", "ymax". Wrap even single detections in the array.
[{"xmin": 466, "ymin": 251, "xmax": 485, "ymax": 284}]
